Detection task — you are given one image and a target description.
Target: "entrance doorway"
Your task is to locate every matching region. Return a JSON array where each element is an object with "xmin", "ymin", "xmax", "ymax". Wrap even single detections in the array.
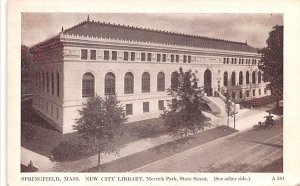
[{"xmin": 204, "ymin": 69, "xmax": 212, "ymax": 96}]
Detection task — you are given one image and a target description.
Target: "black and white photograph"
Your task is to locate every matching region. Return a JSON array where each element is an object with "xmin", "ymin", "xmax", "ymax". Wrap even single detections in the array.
[{"xmin": 20, "ymin": 13, "xmax": 284, "ymax": 173}]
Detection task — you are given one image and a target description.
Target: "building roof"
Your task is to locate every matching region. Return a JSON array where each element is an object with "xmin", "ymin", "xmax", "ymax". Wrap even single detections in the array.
[{"xmin": 63, "ymin": 19, "xmax": 257, "ymax": 53}]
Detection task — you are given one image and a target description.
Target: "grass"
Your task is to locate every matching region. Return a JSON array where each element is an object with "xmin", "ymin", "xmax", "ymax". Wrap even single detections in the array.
[
  {"xmin": 21, "ymin": 100, "xmax": 169, "ymax": 159},
  {"xmin": 83, "ymin": 125, "xmax": 237, "ymax": 172}
]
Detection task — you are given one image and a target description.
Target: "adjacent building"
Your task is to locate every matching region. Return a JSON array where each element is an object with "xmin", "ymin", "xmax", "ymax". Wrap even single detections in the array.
[{"xmin": 30, "ymin": 18, "xmax": 269, "ymax": 133}]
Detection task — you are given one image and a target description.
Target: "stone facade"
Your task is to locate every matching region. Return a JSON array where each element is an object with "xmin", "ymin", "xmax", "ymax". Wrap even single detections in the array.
[{"xmin": 30, "ymin": 20, "xmax": 269, "ymax": 133}]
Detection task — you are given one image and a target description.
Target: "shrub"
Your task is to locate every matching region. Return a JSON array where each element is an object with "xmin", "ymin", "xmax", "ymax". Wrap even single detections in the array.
[{"xmin": 51, "ymin": 141, "xmax": 83, "ymax": 161}]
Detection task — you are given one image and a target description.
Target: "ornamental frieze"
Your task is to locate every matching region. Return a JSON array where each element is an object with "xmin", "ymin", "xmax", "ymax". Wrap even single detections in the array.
[{"xmin": 63, "ymin": 48, "xmax": 81, "ymax": 59}]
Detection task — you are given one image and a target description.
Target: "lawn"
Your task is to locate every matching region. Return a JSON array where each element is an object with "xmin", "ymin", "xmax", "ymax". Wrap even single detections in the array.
[
  {"xmin": 21, "ymin": 100, "xmax": 168, "ymax": 160},
  {"xmin": 83, "ymin": 125, "xmax": 237, "ymax": 172}
]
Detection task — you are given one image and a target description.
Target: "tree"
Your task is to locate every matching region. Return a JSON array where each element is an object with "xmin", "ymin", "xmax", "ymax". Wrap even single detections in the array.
[
  {"xmin": 161, "ymin": 67, "xmax": 210, "ymax": 139},
  {"xmin": 74, "ymin": 95, "xmax": 127, "ymax": 171},
  {"xmin": 21, "ymin": 45, "xmax": 35, "ymax": 95},
  {"xmin": 258, "ymin": 25, "xmax": 283, "ymax": 108},
  {"xmin": 224, "ymin": 95, "xmax": 236, "ymax": 129}
]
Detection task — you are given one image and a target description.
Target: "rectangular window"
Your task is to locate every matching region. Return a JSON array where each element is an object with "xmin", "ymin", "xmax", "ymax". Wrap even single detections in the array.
[
  {"xmin": 112, "ymin": 51, "xmax": 117, "ymax": 60},
  {"xmin": 157, "ymin": 53, "xmax": 161, "ymax": 62},
  {"xmin": 158, "ymin": 100, "xmax": 164, "ymax": 110},
  {"xmin": 57, "ymin": 73, "xmax": 59, "ymax": 97},
  {"xmin": 253, "ymin": 89, "xmax": 256, "ymax": 96},
  {"xmin": 171, "ymin": 54, "xmax": 175, "ymax": 62},
  {"xmin": 231, "ymin": 58, "xmax": 234, "ymax": 64},
  {"xmin": 81, "ymin": 49, "xmax": 87, "ymax": 60},
  {"xmin": 56, "ymin": 108, "xmax": 59, "ymax": 120},
  {"xmin": 143, "ymin": 102, "xmax": 149, "ymax": 113},
  {"xmin": 259, "ymin": 89, "xmax": 261, "ymax": 95},
  {"xmin": 239, "ymin": 91, "xmax": 243, "ymax": 98},
  {"xmin": 183, "ymin": 55, "xmax": 187, "ymax": 63},
  {"xmin": 224, "ymin": 58, "xmax": 226, "ymax": 64},
  {"xmin": 90, "ymin": 50, "xmax": 96, "ymax": 60},
  {"xmin": 162, "ymin": 54, "xmax": 166, "ymax": 62},
  {"xmin": 246, "ymin": 90, "xmax": 250, "ymax": 97},
  {"xmin": 51, "ymin": 73, "xmax": 54, "ymax": 95},
  {"xmin": 126, "ymin": 104, "xmax": 133, "ymax": 115},
  {"xmin": 104, "ymin": 50, "xmax": 109, "ymax": 60},
  {"xmin": 176, "ymin": 55, "xmax": 179, "ymax": 62},
  {"xmin": 147, "ymin": 53, "xmax": 152, "ymax": 62},
  {"xmin": 131, "ymin": 52, "xmax": 135, "ymax": 61},
  {"xmin": 124, "ymin": 52, "xmax": 129, "ymax": 61},
  {"xmin": 188, "ymin": 55, "xmax": 191, "ymax": 63},
  {"xmin": 227, "ymin": 58, "xmax": 229, "ymax": 64},
  {"xmin": 232, "ymin": 92, "xmax": 236, "ymax": 100},
  {"xmin": 141, "ymin": 52, "xmax": 146, "ymax": 61}
]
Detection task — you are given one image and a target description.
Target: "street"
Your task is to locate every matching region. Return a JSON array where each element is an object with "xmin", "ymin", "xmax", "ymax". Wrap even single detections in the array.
[{"xmin": 131, "ymin": 119, "xmax": 283, "ymax": 172}]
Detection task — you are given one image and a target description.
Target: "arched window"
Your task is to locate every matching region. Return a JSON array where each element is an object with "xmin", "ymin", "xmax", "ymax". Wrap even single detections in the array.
[
  {"xmin": 142, "ymin": 72, "xmax": 150, "ymax": 93},
  {"xmin": 105, "ymin": 72, "xmax": 115, "ymax": 95},
  {"xmin": 239, "ymin": 71, "xmax": 243, "ymax": 85},
  {"xmin": 82, "ymin": 72, "xmax": 94, "ymax": 97},
  {"xmin": 157, "ymin": 72, "xmax": 165, "ymax": 91},
  {"xmin": 124, "ymin": 72, "xmax": 134, "ymax": 94},
  {"xmin": 223, "ymin": 72, "xmax": 228, "ymax": 86},
  {"xmin": 258, "ymin": 71, "xmax": 262, "ymax": 84},
  {"xmin": 231, "ymin": 71, "xmax": 236, "ymax": 86},
  {"xmin": 252, "ymin": 71, "xmax": 256, "ymax": 84},
  {"xmin": 246, "ymin": 71, "xmax": 250, "ymax": 84}
]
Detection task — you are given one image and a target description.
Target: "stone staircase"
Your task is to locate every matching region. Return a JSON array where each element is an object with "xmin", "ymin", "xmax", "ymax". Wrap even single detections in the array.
[{"xmin": 203, "ymin": 95, "xmax": 226, "ymax": 117}]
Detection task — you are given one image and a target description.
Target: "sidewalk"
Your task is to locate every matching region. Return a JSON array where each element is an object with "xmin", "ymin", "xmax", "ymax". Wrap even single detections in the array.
[{"xmin": 21, "ymin": 106, "xmax": 280, "ymax": 172}]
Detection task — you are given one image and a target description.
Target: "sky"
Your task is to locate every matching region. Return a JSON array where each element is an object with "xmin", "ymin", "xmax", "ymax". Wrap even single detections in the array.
[{"xmin": 21, "ymin": 13, "xmax": 283, "ymax": 48}]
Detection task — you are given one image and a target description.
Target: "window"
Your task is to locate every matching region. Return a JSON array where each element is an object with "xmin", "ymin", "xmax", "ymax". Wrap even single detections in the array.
[
  {"xmin": 124, "ymin": 72, "xmax": 134, "ymax": 94},
  {"xmin": 171, "ymin": 71, "xmax": 179, "ymax": 89},
  {"xmin": 42, "ymin": 72, "xmax": 45, "ymax": 92},
  {"xmin": 246, "ymin": 90, "xmax": 250, "ymax": 97},
  {"xmin": 112, "ymin": 51, "xmax": 117, "ymax": 60},
  {"xmin": 143, "ymin": 102, "xmax": 149, "ymax": 113},
  {"xmin": 142, "ymin": 72, "xmax": 150, "ymax": 93},
  {"xmin": 157, "ymin": 72, "xmax": 165, "ymax": 91},
  {"xmin": 252, "ymin": 71, "xmax": 256, "ymax": 84},
  {"xmin": 105, "ymin": 72, "xmax": 115, "ymax": 95},
  {"xmin": 188, "ymin": 55, "xmax": 191, "ymax": 63},
  {"xmin": 158, "ymin": 100, "xmax": 164, "ymax": 110},
  {"xmin": 259, "ymin": 89, "xmax": 261, "ymax": 95},
  {"xmin": 239, "ymin": 91, "xmax": 243, "ymax": 98},
  {"xmin": 239, "ymin": 58, "xmax": 241, "ymax": 64},
  {"xmin": 231, "ymin": 71, "xmax": 236, "ymax": 86},
  {"xmin": 56, "ymin": 73, "xmax": 59, "ymax": 97},
  {"xmin": 258, "ymin": 71, "xmax": 262, "ymax": 83},
  {"xmin": 157, "ymin": 53, "xmax": 161, "ymax": 62},
  {"xmin": 223, "ymin": 72, "xmax": 228, "ymax": 86},
  {"xmin": 51, "ymin": 104, "xmax": 54, "ymax": 117},
  {"xmin": 227, "ymin": 58, "xmax": 229, "ymax": 64},
  {"xmin": 231, "ymin": 58, "xmax": 234, "ymax": 64},
  {"xmin": 104, "ymin": 50, "xmax": 109, "ymax": 60},
  {"xmin": 176, "ymin": 55, "xmax": 179, "ymax": 62},
  {"xmin": 239, "ymin": 71, "xmax": 243, "ymax": 85},
  {"xmin": 242, "ymin": 59, "xmax": 244, "ymax": 64},
  {"xmin": 126, "ymin": 104, "xmax": 133, "ymax": 115},
  {"xmin": 81, "ymin": 49, "xmax": 87, "ymax": 60},
  {"xmin": 162, "ymin": 54, "xmax": 166, "ymax": 62},
  {"xmin": 56, "ymin": 108, "xmax": 59, "ymax": 120},
  {"xmin": 246, "ymin": 71, "xmax": 250, "ymax": 84},
  {"xmin": 232, "ymin": 92, "xmax": 236, "ymax": 100},
  {"xmin": 131, "ymin": 52, "xmax": 135, "ymax": 61},
  {"xmin": 51, "ymin": 72, "xmax": 54, "ymax": 95},
  {"xmin": 90, "ymin": 50, "xmax": 96, "ymax": 60},
  {"xmin": 183, "ymin": 55, "xmax": 187, "ymax": 63},
  {"xmin": 141, "ymin": 52, "xmax": 146, "ymax": 61},
  {"xmin": 171, "ymin": 54, "xmax": 175, "ymax": 62},
  {"xmin": 224, "ymin": 58, "xmax": 226, "ymax": 64},
  {"xmin": 46, "ymin": 72, "xmax": 49, "ymax": 93},
  {"xmin": 82, "ymin": 72, "xmax": 94, "ymax": 97},
  {"xmin": 253, "ymin": 89, "xmax": 256, "ymax": 96},
  {"xmin": 147, "ymin": 53, "xmax": 151, "ymax": 62},
  {"xmin": 124, "ymin": 52, "xmax": 129, "ymax": 61}
]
